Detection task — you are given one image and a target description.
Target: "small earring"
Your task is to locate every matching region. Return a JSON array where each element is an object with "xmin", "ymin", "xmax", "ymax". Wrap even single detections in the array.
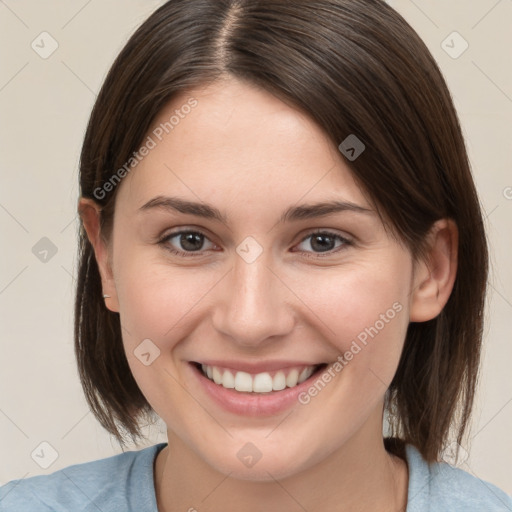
[{"xmin": 103, "ymin": 294, "xmax": 111, "ymax": 299}]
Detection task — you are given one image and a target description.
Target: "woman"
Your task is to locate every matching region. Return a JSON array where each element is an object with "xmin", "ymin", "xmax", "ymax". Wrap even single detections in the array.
[{"xmin": 2, "ymin": 0, "xmax": 511, "ymax": 510}]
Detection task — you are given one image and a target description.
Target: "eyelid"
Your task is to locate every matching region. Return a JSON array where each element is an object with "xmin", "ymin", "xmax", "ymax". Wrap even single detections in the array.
[{"xmin": 298, "ymin": 228, "xmax": 353, "ymax": 243}]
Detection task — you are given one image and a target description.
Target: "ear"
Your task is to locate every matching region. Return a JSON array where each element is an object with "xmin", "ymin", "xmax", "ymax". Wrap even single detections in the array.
[
  {"xmin": 409, "ymin": 219, "xmax": 458, "ymax": 322},
  {"xmin": 77, "ymin": 197, "xmax": 120, "ymax": 313}
]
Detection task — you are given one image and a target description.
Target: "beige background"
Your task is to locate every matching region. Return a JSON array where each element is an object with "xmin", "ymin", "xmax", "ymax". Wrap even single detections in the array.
[{"xmin": 1, "ymin": 0, "xmax": 511, "ymax": 495}]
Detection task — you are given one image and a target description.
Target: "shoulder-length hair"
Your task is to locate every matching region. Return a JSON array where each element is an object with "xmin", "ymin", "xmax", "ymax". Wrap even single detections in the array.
[{"xmin": 75, "ymin": 0, "xmax": 488, "ymax": 462}]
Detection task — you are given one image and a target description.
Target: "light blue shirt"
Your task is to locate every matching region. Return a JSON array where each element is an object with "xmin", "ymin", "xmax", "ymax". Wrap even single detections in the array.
[{"xmin": 1, "ymin": 442, "xmax": 511, "ymax": 511}]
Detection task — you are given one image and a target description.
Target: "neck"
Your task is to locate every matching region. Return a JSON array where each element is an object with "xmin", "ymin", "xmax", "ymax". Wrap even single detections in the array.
[{"xmin": 154, "ymin": 419, "xmax": 408, "ymax": 512}]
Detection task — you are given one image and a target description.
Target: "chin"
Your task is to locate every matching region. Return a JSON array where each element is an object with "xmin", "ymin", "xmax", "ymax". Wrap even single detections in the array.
[{"xmin": 199, "ymin": 437, "xmax": 325, "ymax": 482}]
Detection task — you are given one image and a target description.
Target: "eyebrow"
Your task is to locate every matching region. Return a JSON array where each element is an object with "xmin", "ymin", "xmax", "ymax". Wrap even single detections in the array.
[{"xmin": 138, "ymin": 195, "xmax": 374, "ymax": 225}]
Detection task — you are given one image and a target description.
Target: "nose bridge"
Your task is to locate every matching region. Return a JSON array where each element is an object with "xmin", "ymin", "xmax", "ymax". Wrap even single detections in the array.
[{"xmin": 212, "ymin": 244, "xmax": 294, "ymax": 345}]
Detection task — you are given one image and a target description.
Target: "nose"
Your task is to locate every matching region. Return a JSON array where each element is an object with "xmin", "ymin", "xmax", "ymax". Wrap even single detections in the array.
[{"xmin": 211, "ymin": 249, "xmax": 295, "ymax": 348}]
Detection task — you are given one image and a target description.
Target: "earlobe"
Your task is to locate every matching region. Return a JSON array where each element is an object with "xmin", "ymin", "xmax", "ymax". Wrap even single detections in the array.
[
  {"xmin": 409, "ymin": 219, "xmax": 458, "ymax": 322},
  {"xmin": 77, "ymin": 197, "xmax": 120, "ymax": 313}
]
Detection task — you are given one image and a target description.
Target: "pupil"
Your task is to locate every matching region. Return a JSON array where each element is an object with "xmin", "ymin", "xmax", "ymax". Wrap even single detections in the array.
[
  {"xmin": 181, "ymin": 233, "xmax": 203, "ymax": 251},
  {"xmin": 312, "ymin": 234, "xmax": 333, "ymax": 252}
]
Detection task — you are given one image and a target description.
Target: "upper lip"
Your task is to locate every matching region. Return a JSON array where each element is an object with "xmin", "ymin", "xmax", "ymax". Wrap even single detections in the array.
[{"xmin": 191, "ymin": 360, "xmax": 327, "ymax": 374}]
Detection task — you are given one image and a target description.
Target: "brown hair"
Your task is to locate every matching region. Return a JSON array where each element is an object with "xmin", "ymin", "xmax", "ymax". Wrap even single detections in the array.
[{"xmin": 75, "ymin": 0, "xmax": 488, "ymax": 461}]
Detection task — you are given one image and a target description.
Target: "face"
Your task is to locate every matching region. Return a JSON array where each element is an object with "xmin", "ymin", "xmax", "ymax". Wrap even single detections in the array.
[{"xmin": 94, "ymin": 77, "xmax": 418, "ymax": 480}]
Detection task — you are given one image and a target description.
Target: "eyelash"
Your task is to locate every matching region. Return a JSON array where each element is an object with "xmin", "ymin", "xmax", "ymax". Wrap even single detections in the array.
[{"xmin": 157, "ymin": 229, "xmax": 353, "ymax": 258}]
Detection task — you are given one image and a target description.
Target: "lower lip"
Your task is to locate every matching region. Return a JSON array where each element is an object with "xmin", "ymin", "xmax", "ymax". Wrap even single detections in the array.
[{"xmin": 189, "ymin": 363, "xmax": 325, "ymax": 417}]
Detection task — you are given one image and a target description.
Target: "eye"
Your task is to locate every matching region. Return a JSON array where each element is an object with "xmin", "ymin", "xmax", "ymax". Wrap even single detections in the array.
[
  {"xmin": 158, "ymin": 229, "xmax": 352, "ymax": 258},
  {"xmin": 158, "ymin": 230, "xmax": 216, "ymax": 257},
  {"xmin": 294, "ymin": 230, "xmax": 352, "ymax": 257}
]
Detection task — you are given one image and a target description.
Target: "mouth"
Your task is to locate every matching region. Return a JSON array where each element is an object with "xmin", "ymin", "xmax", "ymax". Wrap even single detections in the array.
[
  {"xmin": 191, "ymin": 362, "xmax": 328, "ymax": 393},
  {"xmin": 188, "ymin": 360, "xmax": 332, "ymax": 416}
]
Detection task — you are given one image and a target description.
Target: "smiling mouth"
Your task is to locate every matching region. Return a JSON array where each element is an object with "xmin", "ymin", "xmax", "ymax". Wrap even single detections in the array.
[{"xmin": 191, "ymin": 362, "xmax": 328, "ymax": 393}]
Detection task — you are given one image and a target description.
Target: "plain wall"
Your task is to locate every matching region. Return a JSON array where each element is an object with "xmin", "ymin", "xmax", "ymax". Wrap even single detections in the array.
[{"xmin": 1, "ymin": 0, "xmax": 511, "ymax": 494}]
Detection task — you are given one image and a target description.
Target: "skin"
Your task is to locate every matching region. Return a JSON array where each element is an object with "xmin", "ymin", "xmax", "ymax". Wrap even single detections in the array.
[{"xmin": 79, "ymin": 77, "xmax": 458, "ymax": 512}]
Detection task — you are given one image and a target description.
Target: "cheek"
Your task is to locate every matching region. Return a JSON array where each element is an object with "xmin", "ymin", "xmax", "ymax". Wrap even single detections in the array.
[
  {"xmin": 112, "ymin": 255, "xmax": 212, "ymax": 418},
  {"xmin": 283, "ymin": 263, "xmax": 411, "ymax": 459},
  {"xmin": 290, "ymin": 258, "xmax": 412, "ymax": 407},
  {"xmin": 292, "ymin": 259, "xmax": 410, "ymax": 344},
  {"xmin": 113, "ymin": 249, "xmax": 212, "ymax": 342}
]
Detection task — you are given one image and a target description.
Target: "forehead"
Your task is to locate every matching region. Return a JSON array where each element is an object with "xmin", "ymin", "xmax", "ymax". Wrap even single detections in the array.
[{"xmin": 115, "ymin": 77, "xmax": 370, "ymax": 216}]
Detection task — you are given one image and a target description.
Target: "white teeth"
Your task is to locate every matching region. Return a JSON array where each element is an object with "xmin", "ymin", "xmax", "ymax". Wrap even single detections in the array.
[
  {"xmin": 212, "ymin": 367, "xmax": 223, "ymax": 385},
  {"xmin": 199, "ymin": 364, "xmax": 318, "ymax": 392},
  {"xmin": 298, "ymin": 367, "xmax": 314, "ymax": 383},
  {"xmin": 286, "ymin": 369, "xmax": 299, "ymax": 388},
  {"xmin": 234, "ymin": 371, "xmax": 253, "ymax": 392},
  {"xmin": 222, "ymin": 369, "xmax": 235, "ymax": 388},
  {"xmin": 273, "ymin": 371, "xmax": 286, "ymax": 391},
  {"xmin": 253, "ymin": 373, "xmax": 273, "ymax": 392}
]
